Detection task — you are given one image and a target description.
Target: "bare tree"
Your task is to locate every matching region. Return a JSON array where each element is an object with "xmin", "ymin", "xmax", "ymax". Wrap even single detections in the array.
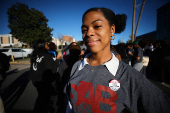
[
  {"xmin": 118, "ymin": 39, "xmax": 122, "ymax": 44},
  {"xmin": 57, "ymin": 33, "xmax": 64, "ymax": 49}
]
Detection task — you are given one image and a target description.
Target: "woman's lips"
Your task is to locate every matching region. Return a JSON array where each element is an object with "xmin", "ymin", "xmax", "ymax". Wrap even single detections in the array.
[{"xmin": 87, "ymin": 40, "xmax": 99, "ymax": 46}]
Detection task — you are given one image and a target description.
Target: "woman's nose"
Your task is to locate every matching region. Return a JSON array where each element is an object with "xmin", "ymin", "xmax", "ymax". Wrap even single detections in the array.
[{"xmin": 86, "ymin": 28, "xmax": 94, "ymax": 37}]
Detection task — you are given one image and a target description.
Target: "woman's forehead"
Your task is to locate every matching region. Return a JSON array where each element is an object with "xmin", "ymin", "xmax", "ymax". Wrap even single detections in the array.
[
  {"xmin": 83, "ymin": 11, "xmax": 108, "ymax": 24},
  {"xmin": 84, "ymin": 11, "xmax": 104, "ymax": 20}
]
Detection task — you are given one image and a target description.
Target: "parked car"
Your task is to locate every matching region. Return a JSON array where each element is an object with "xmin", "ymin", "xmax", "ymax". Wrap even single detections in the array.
[{"xmin": 0, "ymin": 48, "xmax": 31, "ymax": 59}]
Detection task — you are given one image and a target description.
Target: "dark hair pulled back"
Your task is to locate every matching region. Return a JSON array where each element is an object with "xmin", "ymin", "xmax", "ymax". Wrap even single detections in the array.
[{"xmin": 82, "ymin": 7, "xmax": 127, "ymax": 34}]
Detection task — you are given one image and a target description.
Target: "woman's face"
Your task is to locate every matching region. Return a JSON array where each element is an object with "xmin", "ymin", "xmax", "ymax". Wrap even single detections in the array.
[{"xmin": 82, "ymin": 11, "xmax": 115, "ymax": 53}]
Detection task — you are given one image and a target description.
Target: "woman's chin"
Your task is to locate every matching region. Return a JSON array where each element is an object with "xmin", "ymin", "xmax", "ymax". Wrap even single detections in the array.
[{"xmin": 89, "ymin": 48, "xmax": 101, "ymax": 54}]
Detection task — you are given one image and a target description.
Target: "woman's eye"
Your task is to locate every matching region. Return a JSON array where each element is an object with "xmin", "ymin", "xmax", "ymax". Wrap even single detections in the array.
[
  {"xmin": 94, "ymin": 26, "xmax": 101, "ymax": 29},
  {"xmin": 82, "ymin": 29, "xmax": 87, "ymax": 34}
]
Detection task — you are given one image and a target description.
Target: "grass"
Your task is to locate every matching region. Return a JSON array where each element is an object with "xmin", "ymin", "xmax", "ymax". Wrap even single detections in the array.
[
  {"xmin": 10, "ymin": 57, "xmax": 30, "ymax": 62},
  {"xmin": 58, "ymin": 49, "xmax": 62, "ymax": 53}
]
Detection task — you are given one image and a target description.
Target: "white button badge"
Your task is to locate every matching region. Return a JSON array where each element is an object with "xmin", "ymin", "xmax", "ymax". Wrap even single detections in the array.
[{"xmin": 109, "ymin": 79, "xmax": 120, "ymax": 91}]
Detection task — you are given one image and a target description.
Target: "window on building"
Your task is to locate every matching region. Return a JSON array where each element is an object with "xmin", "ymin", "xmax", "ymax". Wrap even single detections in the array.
[
  {"xmin": 8, "ymin": 36, "xmax": 10, "ymax": 44},
  {"xmin": 0, "ymin": 37, "xmax": 2, "ymax": 44},
  {"xmin": 12, "ymin": 37, "xmax": 14, "ymax": 43}
]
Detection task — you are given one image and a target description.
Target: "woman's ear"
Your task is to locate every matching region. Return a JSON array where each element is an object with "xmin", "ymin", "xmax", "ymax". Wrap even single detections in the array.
[{"xmin": 111, "ymin": 24, "xmax": 115, "ymax": 36}]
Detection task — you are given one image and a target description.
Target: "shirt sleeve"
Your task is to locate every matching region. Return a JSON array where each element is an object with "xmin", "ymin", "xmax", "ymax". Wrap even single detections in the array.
[
  {"xmin": 137, "ymin": 48, "xmax": 142, "ymax": 57},
  {"xmin": 136, "ymin": 75, "xmax": 170, "ymax": 112},
  {"xmin": 111, "ymin": 50, "xmax": 118, "ymax": 55}
]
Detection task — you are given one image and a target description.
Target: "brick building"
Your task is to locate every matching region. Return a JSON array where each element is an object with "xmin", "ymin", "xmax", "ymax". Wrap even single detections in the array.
[
  {"xmin": 0, "ymin": 34, "xmax": 76, "ymax": 49},
  {"xmin": 52, "ymin": 35, "xmax": 76, "ymax": 49},
  {"xmin": 0, "ymin": 34, "xmax": 22, "ymax": 47},
  {"xmin": 62, "ymin": 35, "xmax": 76, "ymax": 42}
]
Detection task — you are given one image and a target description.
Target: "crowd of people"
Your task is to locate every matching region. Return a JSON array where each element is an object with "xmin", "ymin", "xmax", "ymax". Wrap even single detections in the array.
[
  {"xmin": 116, "ymin": 40, "xmax": 170, "ymax": 84},
  {"xmin": 144, "ymin": 40, "xmax": 170, "ymax": 83},
  {"xmin": 28, "ymin": 39, "xmax": 88, "ymax": 113},
  {"xmin": 110, "ymin": 39, "xmax": 170, "ymax": 85},
  {"xmin": 0, "ymin": 7, "xmax": 170, "ymax": 113}
]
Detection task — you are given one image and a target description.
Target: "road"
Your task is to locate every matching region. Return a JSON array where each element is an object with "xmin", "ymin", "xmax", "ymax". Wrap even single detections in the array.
[
  {"xmin": 1, "ymin": 64, "xmax": 37, "ymax": 113},
  {"xmin": 1, "ymin": 63, "xmax": 170, "ymax": 113}
]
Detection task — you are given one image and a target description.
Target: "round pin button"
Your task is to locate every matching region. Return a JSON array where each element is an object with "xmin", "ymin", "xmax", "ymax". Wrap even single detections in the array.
[{"xmin": 109, "ymin": 79, "xmax": 120, "ymax": 91}]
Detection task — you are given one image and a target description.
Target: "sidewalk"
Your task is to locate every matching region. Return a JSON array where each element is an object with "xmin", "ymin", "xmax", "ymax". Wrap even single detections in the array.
[
  {"xmin": 150, "ymin": 79, "xmax": 170, "ymax": 97},
  {"xmin": 149, "ymin": 79, "xmax": 170, "ymax": 89},
  {"xmin": 10, "ymin": 58, "xmax": 30, "ymax": 64}
]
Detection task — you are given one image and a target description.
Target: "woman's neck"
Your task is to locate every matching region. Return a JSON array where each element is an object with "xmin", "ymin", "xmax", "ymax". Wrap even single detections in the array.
[{"xmin": 88, "ymin": 49, "xmax": 112, "ymax": 66}]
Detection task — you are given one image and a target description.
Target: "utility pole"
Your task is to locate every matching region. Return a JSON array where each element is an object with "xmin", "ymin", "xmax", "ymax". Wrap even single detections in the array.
[
  {"xmin": 122, "ymin": 38, "xmax": 124, "ymax": 43},
  {"xmin": 134, "ymin": 0, "xmax": 145, "ymax": 39},
  {"xmin": 132, "ymin": 0, "xmax": 136, "ymax": 43}
]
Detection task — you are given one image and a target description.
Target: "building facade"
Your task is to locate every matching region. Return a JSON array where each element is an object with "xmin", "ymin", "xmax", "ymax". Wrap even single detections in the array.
[
  {"xmin": 52, "ymin": 37, "xmax": 65, "ymax": 50},
  {"xmin": 52, "ymin": 35, "xmax": 76, "ymax": 49},
  {"xmin": 62, "ymin": 35, "xmax": 76, "ymax": 42},
  {"xmin": 0, "ymin": 34, "xmax": 22, "ymax": 47},
  {"xmin": 156, "ymin": 2, "xmax": 170, "ymax": 40},
  {"xmin": 136, "ymin": 2, "xmax": 170, "ymax": 42},
  {"xmin": 0, "ymin": 34, "xmax": 76, "ymax": 49},
  {"xmin": 136, "ymin": 31, "xmax": 157, "ymax": 43}
]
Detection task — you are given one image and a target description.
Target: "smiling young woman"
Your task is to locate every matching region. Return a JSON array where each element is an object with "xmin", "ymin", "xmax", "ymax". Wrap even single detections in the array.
[
  {"xmin": 82, "ymin": 11, "xmax": 114, "ymax": 66},
  {"xmin": 65, "ymin": 7, "xmax": 170, "ymax": 113},
  {"xmin": 81, "ymin": 8, "xmax": 126, "ymax": 66}
]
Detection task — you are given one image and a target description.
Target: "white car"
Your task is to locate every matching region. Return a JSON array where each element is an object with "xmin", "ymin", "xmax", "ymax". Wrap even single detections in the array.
[{"xmin": 0, "ymin": 48, "xmax": 30, "ymax": 59}]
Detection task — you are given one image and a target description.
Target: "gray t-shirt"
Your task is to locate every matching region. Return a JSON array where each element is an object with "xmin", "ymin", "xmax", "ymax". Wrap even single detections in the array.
[
  {"xmin": 65, "ymin": 54, "xmax": 170, "ymax": 113},
  {"xmin": 132, "ymin": 47, "xmax": 143, "ymax": 64},
  {"xmin": 80, "ymin": 44, "xmax": 87, "ymax": 51}
]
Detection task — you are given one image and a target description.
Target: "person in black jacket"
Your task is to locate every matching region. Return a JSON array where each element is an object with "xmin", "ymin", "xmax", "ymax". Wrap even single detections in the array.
[
  {"xmin": 59, "ymin": 45, "xmax": 81, "ymax": 113},
  {"xmin": 115, "ymin": 43, "xmax": 129, "ymax": 64},
  {"xmin": 0, "ymin": 51, "xmax": 10, "ymax": 113},
  {"xmin": 29, "ymin": 39, "xmax": 60, "ymax": 113}
]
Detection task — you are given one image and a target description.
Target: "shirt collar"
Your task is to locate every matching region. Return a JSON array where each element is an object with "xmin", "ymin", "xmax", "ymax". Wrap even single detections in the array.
[{"xmin": 78, "ymin": 53, "xmax": 119, "ymax": 76}]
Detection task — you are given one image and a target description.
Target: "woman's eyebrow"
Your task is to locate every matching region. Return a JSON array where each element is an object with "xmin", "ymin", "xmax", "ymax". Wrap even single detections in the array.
[
  {"xmin": 81, "ymin": 25, "xmax": 87, "ymax": 28},
  {"xmin": 81, "ymin": 19, "xmax": 102, "ymax": 28},
  {"xmin": 91, "ymin": 19, "xmax": 102, "ymax": 24}
]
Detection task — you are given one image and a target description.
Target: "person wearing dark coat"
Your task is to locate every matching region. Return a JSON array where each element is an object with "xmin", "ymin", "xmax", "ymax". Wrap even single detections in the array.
[
  {"xmin": 115, "ymin": 43, "xmax": 129, "ymax": 64},
  {"xmin": 29, "ymin": 39, "xmax": 60, "ymax": 113},
  {"xmin": 0, "ymin": 52, "xmax": 10, "ymax": 113}
]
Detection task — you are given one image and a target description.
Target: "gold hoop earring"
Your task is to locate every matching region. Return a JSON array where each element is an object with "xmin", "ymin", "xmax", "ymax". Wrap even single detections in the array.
[{"xmin": 111, "ymin": 35, "xmax": 115, "ymax": 40}]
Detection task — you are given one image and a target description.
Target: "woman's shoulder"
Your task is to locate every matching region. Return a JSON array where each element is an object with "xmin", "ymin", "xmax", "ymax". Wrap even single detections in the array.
[
  {"xmin": 70, "ymin": 60, "xmax": 82, "ymax": 77},
  {"xmin": 72, "ymin": 60, "xmax": 82, "ymax": 69},
  {"xmin": 117, "ymin": 61, "xmax": 144, "ymax": 79}
]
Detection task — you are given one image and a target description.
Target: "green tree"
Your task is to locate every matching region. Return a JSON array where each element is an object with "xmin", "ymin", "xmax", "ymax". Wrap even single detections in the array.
[
  {"xmin": 76, "ymin": 41, "xmax": 82, "ymax": 46},
  {"xmin": 7, "ymin": 2, "xmax": 53, "ymax": 45}
]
